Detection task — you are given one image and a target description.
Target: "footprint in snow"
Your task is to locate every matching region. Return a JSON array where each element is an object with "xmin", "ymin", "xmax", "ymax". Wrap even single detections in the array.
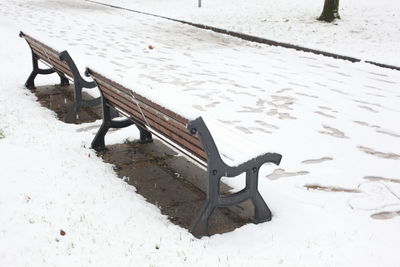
[
  {"xmin": 266, "ymin": 168, "xmax": 309, "ymax": 180},
  {"xmin": 301, "ymin": 157, "xmax": 333, "ymax": 164},
  {"xmin": 357, "ymin": 146, "xmax": 400, "ymax": 160},
  {"xmin": 319, "ymin": 125, "xmax": 348, "ymax": 139},
  {"xmin": 348, "ymin": 182, "xmax": 400, "ymax": 213}
]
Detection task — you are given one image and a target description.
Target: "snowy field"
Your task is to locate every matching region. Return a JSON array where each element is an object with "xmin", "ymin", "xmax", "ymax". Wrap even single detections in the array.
[
  {"xmin": 0, "ymin": 0, "xmax": 400, "ymax": 266},
  {"xmin": 98, "ymin": 0, "xmax": 400, "ymax": 66}
]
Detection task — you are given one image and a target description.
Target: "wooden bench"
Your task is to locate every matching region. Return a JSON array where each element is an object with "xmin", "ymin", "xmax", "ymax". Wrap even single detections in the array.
[
  {"xmin": 19, "ymin": 31, "xmax": 101, "ymax": 122},
  {"xmin": 85, "ymin": 68, "xmax": 282, "ymax": 237}
]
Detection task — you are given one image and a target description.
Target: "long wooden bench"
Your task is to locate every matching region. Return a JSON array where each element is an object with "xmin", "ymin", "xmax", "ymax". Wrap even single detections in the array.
[
  {"xmin": 85, "ymin": 68, "xmax": 282, "ymax": 237},
  {"xmin": 20, "ymin": 31, "xmax": 101, "ymax": 122}
]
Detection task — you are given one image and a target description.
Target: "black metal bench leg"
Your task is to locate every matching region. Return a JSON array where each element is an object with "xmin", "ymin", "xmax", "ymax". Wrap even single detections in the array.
[
  {"xmin": 92, "ymin": 122, "xmax": 110, "ymax": 151},
  {"xmin": 25, "ymin": 53, "xmax": 56, "ymax": 89},
  {"xmin": 92, "ymin": 99, "xmax": 141, "ymax": 150},
  {"xmin": 246, "ymin": 170, "xmax": 272, "ymax": 223},
  {"xmin": 190, "ymin": 171, "xmax": 220, "ymax": 236},
  {"xmin": 247, "ymin": 168, "xmax": 272, "ymax": 223},
  {"xmin": 253, "ymin": 191, "xmax": 272, "ymax": 223},
  {"xmin": 58, "ymin": 74, "xmax": 69, "ymax": 86},
  {"xmin": 136, "ymin": 126, "xmax": 153, "ymax": 144},
  {"xmin": 190, "ymin": 200, "xmax": 215, "ymax": 236},
  {"xmin": 91, "ymin": 101, "xmax": 112, "ymax": 151},
  {"xmin": 25, "ymin": 54, "xmax": 40, "ymax": 89},
  {"xmin": 25, "ymin": 71, "xmax": 38, "ymax": 89}
]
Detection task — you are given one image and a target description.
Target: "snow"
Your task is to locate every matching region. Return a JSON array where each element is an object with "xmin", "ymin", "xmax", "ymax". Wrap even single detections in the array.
[
  {"xmin": 0, "ymin": 0, "xmax": 399, "ymax": 266},
  {"xmin": 97, "ymin": 0, "xmax": 400, "ymax": 66}
]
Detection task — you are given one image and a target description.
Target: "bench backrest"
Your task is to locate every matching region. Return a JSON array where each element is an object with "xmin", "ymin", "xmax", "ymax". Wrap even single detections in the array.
[
  {"xmin": 20, "ymin": 32, "xmax": 74, "ymax": 80},
  {"xmin": 87, "ymin": 69, "xmax": 208, "ymax": 166}
]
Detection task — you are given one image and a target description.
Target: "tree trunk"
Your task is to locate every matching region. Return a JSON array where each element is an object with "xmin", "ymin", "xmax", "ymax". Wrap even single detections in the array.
[{"xmin": 318, "ymin": 0, "xmax": 340, "ymax": 22}]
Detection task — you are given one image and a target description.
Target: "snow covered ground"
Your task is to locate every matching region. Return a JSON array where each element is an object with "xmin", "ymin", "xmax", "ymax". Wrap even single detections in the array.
[
  {"xmin": 0, "ymin": 0, "xmax": 399, "ymax": 266},
  {"xmin": 98, "ymin": 0, "xmax": 400, "ymax": 66}
]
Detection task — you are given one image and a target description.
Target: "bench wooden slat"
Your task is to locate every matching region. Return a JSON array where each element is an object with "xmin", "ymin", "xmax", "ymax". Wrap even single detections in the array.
[
  {"xmin": 29, "ymin": 44, "xmax": 70, "ymax": 73},
  {"xmin": 23, "ymin": 34, "xmax": 61, "ymax": 56},
  {"xmin": 23, "ymin": 33, "xmax": 77, "ymax": 80},
  {"xmin": 101, "ymin": 89, "xmax": 207, "ymax": 161},
  {"xmin": 25, "ymin": 37, "xmax": 66, "ymax": 67},
  {"xmin": 92, "ymin": 70, "xmax": 190, "ymax": 126},
  {"xmin": 101, "ymin": 90, "xmax": 143, "ymax": 119},
  {"xmin": 29, "ymin": 46, "xmax": 73, "ymax": 78},
  {"xmin": 97, "ymin": 79, "xmax": 204, "ymax": 148},
  {"xmin": 102, "ymin": 87, "xmax": 204, "ymax": 148},
  {"xmin": 28, "ymin": 39, "xmax": 60, "ymax": 59},
  {"xmin": 91, "ymin": 70, "xmax": 208, "ymax": 160},
  {"xmin": 104, "ymin": 92, "xmax": 208, "ymax": 161}
]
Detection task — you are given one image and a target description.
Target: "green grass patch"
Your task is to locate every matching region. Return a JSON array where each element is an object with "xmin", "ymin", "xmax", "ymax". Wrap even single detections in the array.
[
  {"xmin": 0, "ymin": 129, "xmax": 4, "ymax": 139},
  {"xmin": 123, "ymin": 138, "xmax": 140, "ymax": 147},
  {"xmin": 145, "ymin": 152, "xmax": 173, "ymax": 166}
]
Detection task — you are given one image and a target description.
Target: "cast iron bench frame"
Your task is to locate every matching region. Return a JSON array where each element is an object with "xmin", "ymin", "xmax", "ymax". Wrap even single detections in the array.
[
  {"xmin": 86, "ymin": 68, "xmax": 282, "ymax": 237},
  {"xmin": 20, "ymin": 31, "xmax": 101, "ymax": 122}
]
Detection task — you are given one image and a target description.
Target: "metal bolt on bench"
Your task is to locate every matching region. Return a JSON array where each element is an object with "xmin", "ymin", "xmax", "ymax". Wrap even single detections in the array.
[
  {"xmin": 20, "ymin": 31, "xmax": 101, "ymax": 122},
  {"xmin": 85, "ymin": 68, "xmax": 282, "ymax": 237}
]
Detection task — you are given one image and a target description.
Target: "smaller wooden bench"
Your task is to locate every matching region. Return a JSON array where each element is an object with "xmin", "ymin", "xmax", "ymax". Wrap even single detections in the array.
[
  {"xmin": 20, "ymin": 31, "xmax": 101, "ymax": 122},
  {"xmin": 85, "ymin": 68, "xmax": 282, "ymax": 237}
]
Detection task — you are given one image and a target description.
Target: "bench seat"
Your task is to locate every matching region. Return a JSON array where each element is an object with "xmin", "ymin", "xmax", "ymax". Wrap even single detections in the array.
[{"xmin": 86, "ymin": 68, "xmax": 282, "ymax": 237}]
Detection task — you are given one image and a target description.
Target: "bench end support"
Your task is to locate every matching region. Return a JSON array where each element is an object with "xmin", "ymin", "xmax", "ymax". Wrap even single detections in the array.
[
  {"xmin": 253, "ymin": 191, "xmax": 272, "ymax": 223},
  {"xmin": 91, "ymin": 97, "xmax": 153, "ymax": 150},
  {"xmin": 188, "ymin": 117, "xmax": 280, "ymax": 237}
]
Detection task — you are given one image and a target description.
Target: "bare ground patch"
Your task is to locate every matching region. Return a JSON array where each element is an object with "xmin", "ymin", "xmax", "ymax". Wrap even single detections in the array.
[{"xmin": 304, "ymin": 184, "xmax": 360, "ymax": 193}]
